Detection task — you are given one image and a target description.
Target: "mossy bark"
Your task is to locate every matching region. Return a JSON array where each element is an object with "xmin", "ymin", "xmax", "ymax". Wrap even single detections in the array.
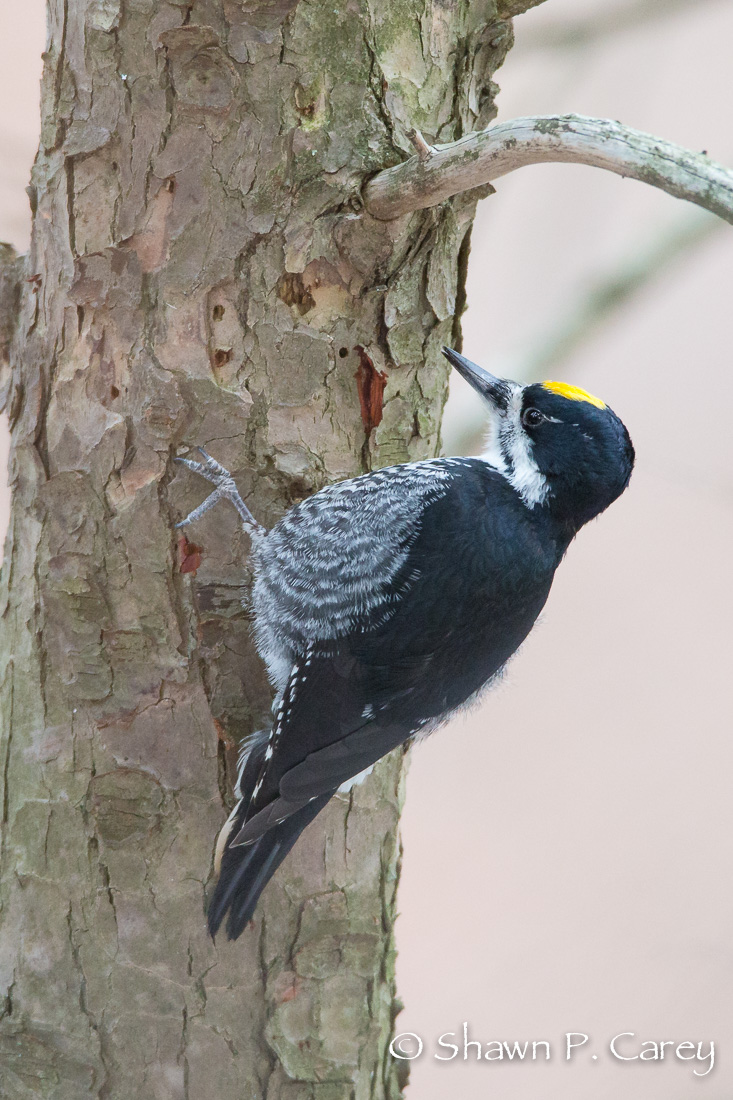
[{"xmin": 0, "ymin": 1, "xmax": 519, "ymax": 1097}]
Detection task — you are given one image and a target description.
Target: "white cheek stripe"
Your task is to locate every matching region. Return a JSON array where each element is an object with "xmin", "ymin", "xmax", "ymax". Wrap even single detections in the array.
[{"xmin": 482, "ymin": 385, "xmax": 549, "ymax": 508}]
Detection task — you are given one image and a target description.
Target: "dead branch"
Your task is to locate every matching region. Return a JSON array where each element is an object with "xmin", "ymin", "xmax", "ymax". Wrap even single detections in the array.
[{"xmin": 363, "ymin": 114, "xmax": 733, "ymax": 225}]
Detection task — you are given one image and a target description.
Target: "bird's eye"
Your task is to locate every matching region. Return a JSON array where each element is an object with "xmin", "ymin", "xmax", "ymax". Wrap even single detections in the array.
[{"xmin": 522, "ymin": 407, "xmax": 545, "ymax": 429}]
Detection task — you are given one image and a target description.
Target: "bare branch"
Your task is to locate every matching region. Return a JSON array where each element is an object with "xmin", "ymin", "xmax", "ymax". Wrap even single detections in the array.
[
  {"xmin": 406, "ymin": 128, "xmax": 435, "ymax": 163},
  {"xmin": 363, "ymin": 114, "xmax": 733, "ymax": 225}
]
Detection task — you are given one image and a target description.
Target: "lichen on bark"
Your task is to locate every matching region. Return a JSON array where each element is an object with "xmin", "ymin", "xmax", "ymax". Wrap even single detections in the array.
[{"xmin": 0, "ymin": 1, "xmax": 518, "ymax": 1096}]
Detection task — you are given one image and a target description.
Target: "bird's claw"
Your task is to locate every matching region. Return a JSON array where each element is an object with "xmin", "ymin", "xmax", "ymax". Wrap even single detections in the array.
[
  {"xmin": 175, "ymin": 448, "xmax": 230, "ymax": 484},
  {"xmin": 175, "ymin": 449, "xmax": 263, "ymax": 533}
]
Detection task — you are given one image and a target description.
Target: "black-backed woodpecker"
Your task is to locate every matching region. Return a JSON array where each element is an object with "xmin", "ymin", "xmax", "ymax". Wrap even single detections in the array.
[{"xmin": 177, "ymin": 347, "xmax": 635, "ymax": 940}]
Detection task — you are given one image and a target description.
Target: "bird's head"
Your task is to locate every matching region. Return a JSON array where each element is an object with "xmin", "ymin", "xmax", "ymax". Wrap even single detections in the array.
[{"xmin": 443, "ymin": 347, "xmax": 635, "ymax": 530}]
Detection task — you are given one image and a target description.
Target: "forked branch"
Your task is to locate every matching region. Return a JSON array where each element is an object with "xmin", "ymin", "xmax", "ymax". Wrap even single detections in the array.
[{"xmin": 363, "ymin": 114, "xmax": 733, "ymax": 225}]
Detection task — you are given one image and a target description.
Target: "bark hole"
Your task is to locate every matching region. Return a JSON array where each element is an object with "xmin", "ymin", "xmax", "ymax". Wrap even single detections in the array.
[
  {"xmin": 213, "ymin": 348, "xmax": 233, "ymax": 368},
  {"xmin": 277, "ymin": 271, "xmax": 316, "ymax": 315}
]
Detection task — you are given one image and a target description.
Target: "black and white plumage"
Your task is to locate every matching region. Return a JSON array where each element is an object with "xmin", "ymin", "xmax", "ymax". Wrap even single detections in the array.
[{"xmin": 178, "ymin": 348, "xmax": 634, "ymax": 940}]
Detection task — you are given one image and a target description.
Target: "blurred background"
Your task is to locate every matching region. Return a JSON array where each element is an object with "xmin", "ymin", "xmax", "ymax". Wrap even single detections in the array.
[{"xmin": 1, "ymin": 1, "xmax": 731, "ymax": 1097}]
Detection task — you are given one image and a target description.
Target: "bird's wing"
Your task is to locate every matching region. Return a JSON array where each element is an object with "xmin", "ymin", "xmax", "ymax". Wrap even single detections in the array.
[
  {"xmin": 208, "ymin": 647, "xmax": 413, "ymax": 937},
  {"xmin": 239, "ymin": 462, "xmax": 491, "ymax": 842},
  {"xmin": 208, "ymin": 643, "xmax": 439, "ymax": 936},
  {"xmin": 253, "ymin": 460, "xmax": 459, "ymax": 666},
  {"xmin": 230, "ymin": 640, "xmax": 433, "ymax": 846}
]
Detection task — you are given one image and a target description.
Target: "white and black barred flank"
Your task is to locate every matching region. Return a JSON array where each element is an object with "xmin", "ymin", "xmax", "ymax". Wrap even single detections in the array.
[{"xmin": 252, "ymin": 460, "xmax": 456, "ymax": 691}]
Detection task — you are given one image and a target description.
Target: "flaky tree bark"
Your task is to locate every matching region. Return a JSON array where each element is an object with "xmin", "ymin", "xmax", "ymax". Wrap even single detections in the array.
[{"xmin": 0, "ymin": 1, "xmax": 536, "ymax": 1096}]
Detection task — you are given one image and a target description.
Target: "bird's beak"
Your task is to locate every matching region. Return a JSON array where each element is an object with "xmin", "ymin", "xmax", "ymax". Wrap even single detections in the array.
[{"xmin": 442, "ymin": 347, "xmax": 513, "ymax": 412}]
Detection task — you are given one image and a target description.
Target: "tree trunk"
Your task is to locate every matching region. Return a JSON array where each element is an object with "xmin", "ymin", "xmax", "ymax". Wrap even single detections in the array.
[{"xmin": 0, "ymin": 1, "xmax": 528, "ymax": 1096}]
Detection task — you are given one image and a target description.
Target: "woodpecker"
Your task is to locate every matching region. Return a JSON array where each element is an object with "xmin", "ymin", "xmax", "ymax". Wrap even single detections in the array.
[{"xmin": 177, "ymin": 347, "xmax": 634, "ymax": 940}]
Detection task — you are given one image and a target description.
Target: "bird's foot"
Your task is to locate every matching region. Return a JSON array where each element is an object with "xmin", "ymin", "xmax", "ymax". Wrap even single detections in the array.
[{"xmin": 175, "ymin": 449, "xmax": 264, "ymax": 533}]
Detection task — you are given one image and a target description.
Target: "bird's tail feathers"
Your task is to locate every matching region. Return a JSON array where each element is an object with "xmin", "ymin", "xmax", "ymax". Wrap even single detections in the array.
[
  {"xmin": 208, "ymin": 731, "xmax": 332, "ymax": 939},
  {"xmin": 208, "ymin": 793, "xmax": 331, "ymax": 939}
]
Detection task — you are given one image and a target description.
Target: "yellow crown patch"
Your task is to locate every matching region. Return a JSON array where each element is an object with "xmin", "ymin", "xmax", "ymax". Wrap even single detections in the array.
[{"xmin": 541, "ymin": 381, "xmax": 606, "ymax": 410}]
